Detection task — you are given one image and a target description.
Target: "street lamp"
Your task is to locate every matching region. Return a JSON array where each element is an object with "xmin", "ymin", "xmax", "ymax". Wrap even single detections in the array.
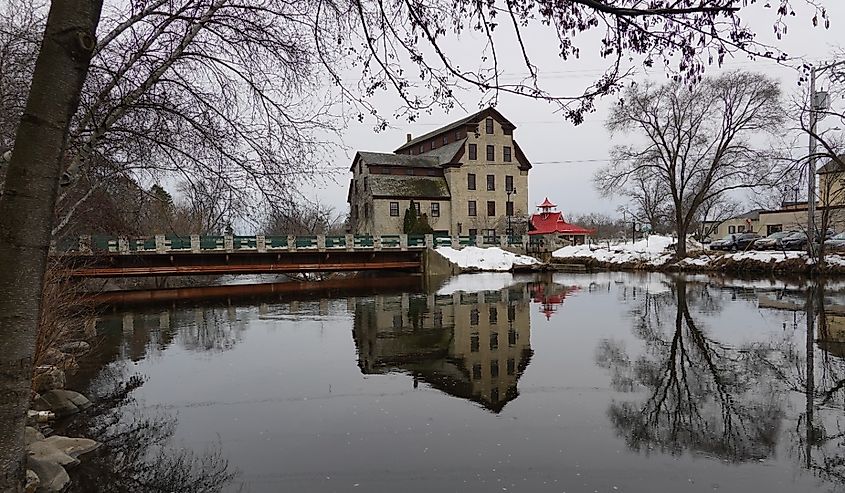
[
  {"xmin": 807, "ymin": 60, "xmax": 845, "ymax": 256},
  {"xmin": 506, "ymin": 187, "xmax": 517, "ymax": 238}
]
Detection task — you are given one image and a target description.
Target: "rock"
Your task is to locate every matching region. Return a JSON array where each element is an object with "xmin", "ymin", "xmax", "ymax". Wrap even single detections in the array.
[
  {"xmin": 59, "ymin": 341, "xmax": 90, "ymax": 355},
  {"xmin": 32, "ymin": 366, "xmax": 65, "ymax": 392},
  {"xmin": 27, "ymin": 440, "xmax": 79, "ymax": 468},
  {"xmin": 25, "ymin": 427, "xmax": 45, "ymax": 445},
  {"xmin": 42, "ymin": 436, "xmax": 100, "ymax": 460},
  {"xmin": 26, "ymin": 456, "xmax": 69, "ymax": 492},
  {"xmin": 31, "ymin": 390, "xmax": 91, "ymax": 417},
  {"xmin": 24, "ymin": 469, "xmax": 39, "ymax": 493}
]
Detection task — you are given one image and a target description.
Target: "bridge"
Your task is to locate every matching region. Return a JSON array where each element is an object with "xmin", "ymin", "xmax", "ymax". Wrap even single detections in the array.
[{"xmin": 55, "ymin": 234, "xmax": 529, "ymax": 278}]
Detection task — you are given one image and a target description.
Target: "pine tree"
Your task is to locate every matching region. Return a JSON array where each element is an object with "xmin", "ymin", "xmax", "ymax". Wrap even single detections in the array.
[{"xmin": 403, "ymin": 201, "xmax": 418, "ymax": 234}]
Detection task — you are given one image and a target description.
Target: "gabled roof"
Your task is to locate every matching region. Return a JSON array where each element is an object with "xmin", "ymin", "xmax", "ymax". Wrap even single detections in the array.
[
  {"xmin": 528, "ymin": 211, "xmax": 594, "ymax": 236},
  {"xmin": 817, "ymin": 154, "xmax": 845, "ymax": 174},
  {"xmin": 369, "ymin": 175, "xmax": 451, "ymax": 199},
  {"xmin": 394, "ymin": 106, "xmax": 516, "ymax": 153},
  {"xmin": 419, "ymin": 139, "xmax": 466, "ymax": 165},
  {"xmin": 352, "ymin": 151, "xmax": 440, "ymax": 171}
]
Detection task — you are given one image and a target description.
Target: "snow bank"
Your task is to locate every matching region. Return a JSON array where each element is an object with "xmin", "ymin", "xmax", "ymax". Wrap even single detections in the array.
[
  {"xmin": 552, "ymin": 235, "xmax": 677, "ymax": 266},
  {"xmin": 435, "ymin": 246, "xmax": 540, "ymax": 272}
]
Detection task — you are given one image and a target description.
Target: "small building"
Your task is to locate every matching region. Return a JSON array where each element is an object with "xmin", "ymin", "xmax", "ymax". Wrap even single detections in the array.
[{"xmin": 528, "ymin": 198, "xmax": 593, "ymax": 247}]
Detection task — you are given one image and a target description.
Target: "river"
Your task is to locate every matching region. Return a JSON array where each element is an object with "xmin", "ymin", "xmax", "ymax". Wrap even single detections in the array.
[{"xmin": 61, "ymin": 272, "xmax": 845, "ymax": 492}]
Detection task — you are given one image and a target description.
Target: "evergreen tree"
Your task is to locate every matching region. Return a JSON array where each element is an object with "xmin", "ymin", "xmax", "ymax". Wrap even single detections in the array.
[{"xmin": 403, "ymin": 201, "xmax": 418, "ymax": 234}]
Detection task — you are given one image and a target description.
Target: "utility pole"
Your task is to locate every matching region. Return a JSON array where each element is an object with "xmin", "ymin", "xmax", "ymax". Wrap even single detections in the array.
[{"xmin": 808, "ymin": 65, "xmax": 818, "ymax": 257}]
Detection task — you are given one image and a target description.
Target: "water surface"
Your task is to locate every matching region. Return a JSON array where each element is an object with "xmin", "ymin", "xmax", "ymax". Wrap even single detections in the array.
[{"xmin": 65, "ymin": 272, "xmax": 845, "ymax": 492}]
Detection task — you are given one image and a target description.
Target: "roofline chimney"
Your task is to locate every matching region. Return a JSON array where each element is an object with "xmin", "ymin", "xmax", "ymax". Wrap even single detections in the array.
[{"xmin": 406, "ymin": 133, "xmax": 412, "ymax": 143}]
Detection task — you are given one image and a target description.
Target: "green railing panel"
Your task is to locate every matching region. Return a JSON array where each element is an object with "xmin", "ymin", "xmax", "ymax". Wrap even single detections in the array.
[
  {"xmin": 200, "ymin": 236, "xmax": 223, "ymax": 250},
  {"xmin": 91, "ymin": 236, "xmax": 112, "ymax": 252},
  {"xmin": 407, "ymin": 235, "xmax": 426, "ymax": 247},
  {"xmin": 234, "ymin": 236, "xmax": 256, "ymax": 249},
  {"xmin": 295, "ymin": 236, "xmax": 317, "ymax": 248},
  {"xmin": 459, "ymin": 235, "xmax": 476, "ymax": 246},
  {"xmin": 434, "ymin": 236, "xmax": 452, "ymax": 247},
  {"xmin": 354, "ymin": 235, "xmax": 373, "ymax": 247},
  {"xmin": 166, "ymin": 235, "xmax": 191, "ymax": 250},
  {"xmin": 266, "ymin": 236, "xmax": 287, "ymax": 249},
  {"xmin": 381, "ymin": 235, "xmax": 401, "ymax": 248},
  {"xmin": 325, "ymin": 236, "xmax": 346, "ymax": 248}
]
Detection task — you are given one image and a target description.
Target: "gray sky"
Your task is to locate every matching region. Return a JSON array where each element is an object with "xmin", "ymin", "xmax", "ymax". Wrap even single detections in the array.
[{"xmin": 306, "ymin": 2, "xmax": 845, "ymax": 222}]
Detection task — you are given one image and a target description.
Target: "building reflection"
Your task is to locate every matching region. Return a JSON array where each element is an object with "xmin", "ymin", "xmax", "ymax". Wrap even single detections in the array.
[
  {"xmin": 352, "ymin": 284, "xmax": 533, "ymax": 412},
  {"xmin": 528, "ymin": 281, "xmax": 578, "ymax": 319}
]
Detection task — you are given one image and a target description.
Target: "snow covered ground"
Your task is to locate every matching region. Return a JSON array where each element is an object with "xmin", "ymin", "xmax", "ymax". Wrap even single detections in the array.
[
  {"xmin": 436, "ymin": 273, "xmax": 528, "ymax": 295},
  {"xmin": 552, "ymin": 235, "xmax": 845, "ymax": 270},
  {"xmin": 435, "ymin": 246, "xmax": 540, "ymax": 271},
  {"xmin": 552, "ymin": 236, "xmax": 677, "ymax": 266}
]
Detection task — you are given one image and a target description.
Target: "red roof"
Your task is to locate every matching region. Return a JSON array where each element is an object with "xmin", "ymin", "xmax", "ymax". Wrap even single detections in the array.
[
  {"xmin": 538, "ymin": 197, "xmax": 557, "ymax": 208},
  {"xmin": 528, "ymin": 211, "xmax": 594, "ymax": 236}
]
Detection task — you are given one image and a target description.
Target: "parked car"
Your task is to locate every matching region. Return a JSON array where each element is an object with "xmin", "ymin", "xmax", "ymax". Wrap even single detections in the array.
[
  {"xmin": 753, "ymin": 231, "xmax": 797, "ymax": 250},
  {"xmin": 825, "ymin": 232, "xmax": 845, "ymax": 250},
  {"xmin": 781, "ymin": 230, "xmax": 835, "ymax": 250},
  {"xmin": 709, "ymin": 232, "xmax": 761, "ymax": 251}
]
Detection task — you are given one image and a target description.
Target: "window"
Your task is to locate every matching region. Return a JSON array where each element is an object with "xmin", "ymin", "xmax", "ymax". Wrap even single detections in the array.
[
  {"xmin": 467, "ymin": 173, "xmax": 476, "ymax": 190},
  {"xmin": 472, "ymin": 363, "xmax": 482, "ymax": 380},
  {"xmin": 419, "ymin": 144, "xmax": 424, "ymax": 154},
  {"xmin": 468, "ymin": 228, "xmax": 478, "ymax": 237},
  {"xmin": 487, "ymin": 174, "xmax": 495, "ymax": 191},
  {"xmin": 468, "ymin": 143, "xmax": 477, "ymax": 160},
  {"xmin": 485, "ymin": 117, "xmax": 494, "ymax": 134},
  {"xmin": 489, "ymin": 306, "xmax": 498, "ymax": 325},
  {"xmin": 485, "ymin": 229, "xmax": 496, "ymax": 241},
  {"xmin": 508, "ymin": 304, "xmax": 516, "ymax": 322},
  {"xmin": 431, "ymin": 202, "xmax": 440, "ymax": 217},
  {"xmin": 443, "ymin": 135, "xmax": 448, "ymax": 145},
  {"xmin": 490, "ymin": 360, "xmax": 499, "ymax": 378},
  {"xmin": 455, "ymin": 130, "xmax": 461, "ymax": 141},
  {"xmin": 487, "ymin": 201, "xmax": 496, "ymax": 216},
  {"xmin": 738, "ymin": 225, "xmax": 746, "ymax": 232},
  {"xmin": 767, "ymin": 224, "xmax": 783, "ymax": 235},
  {"xmin": 503, "ymin": 146, "xmax": 512, "ymax": 162},
  {"xmin": 390, "ymin": 202, "xmax": 399, "ymax": 216},
  {"xmin": 468, "ymin": 200, "xmax": 477, "ymax": 216},
  {"xmin": 413, "ymin": 202, "xmax": 421, "ymax": 215},
  {"xmin": 728, "ymin": 226, "xmax": 736, "ymax": 234},
  {"xmin": 392, "ymin": 314, "xmax": 402, "ymax": 329},
  {"xmin": 486, "ymin": 145, "xmax": 494, "ymax": 161},
  {"xmin": 470, "ymin": 333, "xmax": 479, "ymax": 352},
  {"xmin": 507, "ymin": 358, "xmax": 515, "ymax": 375},
  {"xmin": 470, "ymin": 308, "xmax": 479, "ymax": 326},
  {"xmin": 505, "ymin": 175, "xmax": 514, "ymax": 192},
  {"xmin": 508, "ymin": 328, "xmax": 517, "ymax": 346},
  {"xmin": 489, "ymin": 332, "xmax": 498, "ymax": 350},
  {"xmin": 506, "ymin": 201, "xmax": 514, "ymax": 216}
]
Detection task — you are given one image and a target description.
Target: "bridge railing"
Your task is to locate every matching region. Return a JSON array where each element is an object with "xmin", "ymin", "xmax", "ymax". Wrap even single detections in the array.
[{"xmin": 55, "ymin": 234, "xmax": 528, "ymax": 254}]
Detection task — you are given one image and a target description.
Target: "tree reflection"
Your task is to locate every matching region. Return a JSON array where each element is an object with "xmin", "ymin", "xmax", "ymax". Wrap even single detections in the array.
[
  {"xmin": 601, "ymin": 278, "xmax": 782, "ymax": 462},
  {"xmin": 62, "ymin": 365, "xmax": 239, "ymax": 492}
]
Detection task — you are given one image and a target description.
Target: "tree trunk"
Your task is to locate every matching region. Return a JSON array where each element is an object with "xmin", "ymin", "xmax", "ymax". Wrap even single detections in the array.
[
  {"xmin": 0, "ymin": 2, "xmax": 102, "ymax": 490},
  {"xmin": 675, "ymin": 213, "xmax": 688, "ymax": 258}
]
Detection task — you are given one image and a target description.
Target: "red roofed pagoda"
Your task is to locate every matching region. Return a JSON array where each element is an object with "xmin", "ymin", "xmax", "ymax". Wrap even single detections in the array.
[{"xmin": 528, "ymin": 198, "xmax": 593, "ymax": 246}]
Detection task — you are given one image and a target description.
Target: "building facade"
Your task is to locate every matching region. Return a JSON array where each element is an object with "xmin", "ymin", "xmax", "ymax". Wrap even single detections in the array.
[{"xmin": 348, "ymin": 108, "xmax": 531, "ymax": 236}]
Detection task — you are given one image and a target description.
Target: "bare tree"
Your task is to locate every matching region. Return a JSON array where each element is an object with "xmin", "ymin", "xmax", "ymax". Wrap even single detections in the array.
[
  {"xmin": 0, "ymin": 1, "xmax": 102, "ymax": 491},
  {"xmin": 694, "ymin": 194, "xmax": 740, "ymax": 241},
  {"xmin": 595, "ymin": 71, "xmax": 785, "ymax": 257}
]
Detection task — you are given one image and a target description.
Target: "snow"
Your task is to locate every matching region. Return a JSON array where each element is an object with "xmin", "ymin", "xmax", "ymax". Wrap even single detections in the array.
[
  {"xmin": 435, "ymin": 246, "xmax": 540, "ymax": 271},
  {"xmin": 552, "ymin": 235, "xmax": 677, "ymax": 266}
]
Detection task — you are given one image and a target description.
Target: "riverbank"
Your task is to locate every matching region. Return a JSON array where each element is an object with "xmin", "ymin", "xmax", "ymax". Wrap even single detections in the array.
[{"xmin": 551, "ymin": 236, "xmax": 845, "ymax": 275}]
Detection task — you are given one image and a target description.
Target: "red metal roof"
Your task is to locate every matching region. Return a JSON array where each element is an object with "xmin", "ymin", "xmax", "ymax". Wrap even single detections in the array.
[
  {"xmin": 528, "ymin": 211, "xmax": 594, "ymax": 236},
  {"xmin": 538, "ymin": 197, "xmax": 557, "ymax": 208}
]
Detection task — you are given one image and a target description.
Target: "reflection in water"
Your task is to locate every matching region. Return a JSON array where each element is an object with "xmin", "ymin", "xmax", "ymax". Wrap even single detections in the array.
[
  {"xmin": 599, "ymin": 278, "xmax": 782, "ymax": 462},
  {"xmin": 601, "ymin": 276, "xmax": 845, "ymax": 487},
  {"xmin": 528, "ymin": 281, "xmax": 578, "ymax": 320},
  {"xmin": 352, "ymin": 284, "xmax": 533, "ymax": 412},
  {"xmin": 62, "ymin": 367, "xmax": 238, "ymax": 492}
]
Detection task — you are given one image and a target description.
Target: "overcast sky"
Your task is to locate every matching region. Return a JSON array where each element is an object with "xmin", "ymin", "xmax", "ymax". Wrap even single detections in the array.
[{"xmin": 304, "ymin": 2, "xmax": 845, "ymax": 222}]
